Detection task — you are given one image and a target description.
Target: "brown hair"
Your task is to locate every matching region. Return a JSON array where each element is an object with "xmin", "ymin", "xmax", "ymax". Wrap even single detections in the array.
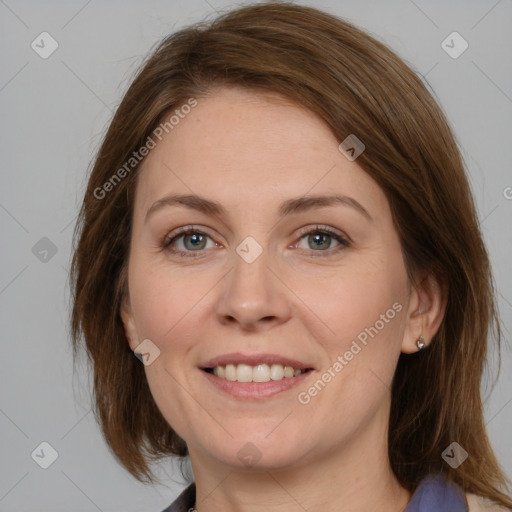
[{"xmin": 69, "ymin": 1, "xmax": 512, "ymax": 506}]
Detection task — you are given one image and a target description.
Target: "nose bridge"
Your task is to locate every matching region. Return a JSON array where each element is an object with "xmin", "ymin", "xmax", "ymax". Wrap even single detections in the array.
[{"xmin": 215, "ymin": 240, "xmax": 290, "ymax": 329}]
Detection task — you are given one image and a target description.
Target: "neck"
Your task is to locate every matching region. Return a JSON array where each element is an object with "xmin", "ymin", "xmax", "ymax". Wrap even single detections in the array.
[{"xmin": 188, "ymin": 412, "xmax": 411, "ymax": 512}]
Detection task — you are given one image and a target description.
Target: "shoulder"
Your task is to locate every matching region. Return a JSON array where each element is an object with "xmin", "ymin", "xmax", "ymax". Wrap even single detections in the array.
[{"xmin": 466, "ymin": 493, "xmax": 510, "ymax": 512}]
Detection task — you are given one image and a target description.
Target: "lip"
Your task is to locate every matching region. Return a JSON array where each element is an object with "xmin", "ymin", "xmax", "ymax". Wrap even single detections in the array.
[
  {"xmin": 201, "ymin": 367, "xmax": 314, "ymax": 399},
  {"xmin": 200, "ymin": 352, "xmax": 313, "ymax": 370}
]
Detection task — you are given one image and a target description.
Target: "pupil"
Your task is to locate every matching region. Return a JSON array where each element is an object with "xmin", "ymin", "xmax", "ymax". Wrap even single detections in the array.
[
  {"xmin": 187, "ymin": 233, "xmax": 204, "ymax": 249},
  {"xmin": 310, "ymin": 233, "xmax": 329, "ymax": 250}
]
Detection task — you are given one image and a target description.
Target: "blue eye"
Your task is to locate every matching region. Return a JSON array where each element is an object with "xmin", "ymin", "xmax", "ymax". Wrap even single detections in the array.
[
  {"xmin": 163, "ymin": 228, "xmax": 216, "ymax": 257},
  {"xmin": 162, "ymin": 225, "xmax": 350, "ymax": 258},
  {"xmin": 295, "ymin": 226, "xmax": 349, "ymax": 253}
]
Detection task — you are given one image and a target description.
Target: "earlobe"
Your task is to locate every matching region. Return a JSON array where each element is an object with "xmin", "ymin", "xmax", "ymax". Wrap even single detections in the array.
[
  {"xmin": 120, "ymin": 295, "xmax": 139, "ymax": 352},
  {"xmin": 401, "ymin": 273, "xmax": 447, "ymax": 354}
]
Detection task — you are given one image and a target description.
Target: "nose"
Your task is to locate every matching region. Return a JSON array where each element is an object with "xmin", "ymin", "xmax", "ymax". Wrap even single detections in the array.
[{"xmin": 214, "ymin": 249, "xmax": 292, "ymax": 331}]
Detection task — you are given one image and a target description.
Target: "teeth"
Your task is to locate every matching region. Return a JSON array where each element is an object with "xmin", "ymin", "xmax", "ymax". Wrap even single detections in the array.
[
  {"xmin": 216, "ymin": 365, "xmax": 225, "ymax": 379},
  {"xmin": 253, "ymin": 364, "xmax": 270, "ymax": 382},
  {"xmin": 225, "ymin": 364, "xmax": 237, "ymax": 381},
  {"xmin": 237, "ymin": 364, "xmax": 253, "ymax": 383},
  {"xmin": 212, "ymin": 363, "xmax": 306, "ymax": 382},
  {"xmin": 270, "ymin": 364, "xmax": 284, "ymax": 380}
]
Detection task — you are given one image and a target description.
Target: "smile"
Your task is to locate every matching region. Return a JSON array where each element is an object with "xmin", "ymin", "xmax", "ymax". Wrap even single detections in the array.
[
  {"xmin": 205, "ymin": 363, "xmax": 310, "ymax": 382},
  {"xmin": 200, "ymin": 353, "xmax": 315, "ymax": 399}
]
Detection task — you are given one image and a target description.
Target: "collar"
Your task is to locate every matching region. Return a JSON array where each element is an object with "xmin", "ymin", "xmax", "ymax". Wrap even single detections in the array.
[
  {"xmin": 161, "ymin": 474, "xmax": 467, "ymax": 512},
  {"xmin": 405, "ymin": 474, "xmax": 467, "ymax": 512}
]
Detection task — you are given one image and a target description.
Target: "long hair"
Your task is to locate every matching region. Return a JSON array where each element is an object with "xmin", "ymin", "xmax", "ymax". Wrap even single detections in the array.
[{"xmin": 69, "ymin": 2, "xmax": 512, "ymax": 507}]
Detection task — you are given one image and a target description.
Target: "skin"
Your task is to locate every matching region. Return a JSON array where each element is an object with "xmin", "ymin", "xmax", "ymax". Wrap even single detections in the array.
[{"xmin": 121, "ymin": 86, "xmax": 446, "ymax": 512}]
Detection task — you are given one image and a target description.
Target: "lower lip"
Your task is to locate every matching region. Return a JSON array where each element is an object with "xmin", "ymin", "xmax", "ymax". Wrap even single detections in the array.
[{"xmin": 201, "ymin": 369, "xmax": 313, "ymax": 399}]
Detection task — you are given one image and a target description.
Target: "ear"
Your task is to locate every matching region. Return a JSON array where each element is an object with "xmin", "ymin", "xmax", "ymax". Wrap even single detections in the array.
[
  {"xmin": 120, "ymin": 294, "xmax": 140, "ymax": 352},
  {"xmin": 401, "ymin": 272, "xmax": 447, "ymax": 354}
]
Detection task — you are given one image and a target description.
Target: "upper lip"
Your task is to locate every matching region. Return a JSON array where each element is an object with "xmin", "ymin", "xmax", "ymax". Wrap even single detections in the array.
[{"xmin": 200, "ymin": 353, "xmax": 313, "ymax": 370}]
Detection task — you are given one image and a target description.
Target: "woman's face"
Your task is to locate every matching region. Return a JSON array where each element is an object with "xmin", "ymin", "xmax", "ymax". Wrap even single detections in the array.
[{"xmin": 121, "ymin": 86, "xmax": 423, "ymax": 472}]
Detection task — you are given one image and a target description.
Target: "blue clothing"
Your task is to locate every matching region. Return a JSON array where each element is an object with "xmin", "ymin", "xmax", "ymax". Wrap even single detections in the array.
[
  {"xmin": 161, "ymin": 474, "xmax": 467, "ymax": 511},
  {"xmin": 406, "ymin": 475, "xmax": 467, "ymax": 511}
]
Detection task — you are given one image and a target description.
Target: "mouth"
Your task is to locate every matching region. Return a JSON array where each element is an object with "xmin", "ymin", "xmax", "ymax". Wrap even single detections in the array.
[
  {"xmin": 203, "ymin": 363, "xmax": 313, "ymax": 382},
  {"xmin": 199, "ymin": 353, "xmax": 315, "ymax": 399}
]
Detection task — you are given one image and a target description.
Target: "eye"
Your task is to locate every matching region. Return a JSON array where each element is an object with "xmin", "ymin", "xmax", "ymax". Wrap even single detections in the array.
[
  {"xmin": 294, "ymin": 225, "xmax": 350, "ymax": 255},
  {"xmin": 162, "ymin": 227, "xmax": 219, "ymax": 258}
]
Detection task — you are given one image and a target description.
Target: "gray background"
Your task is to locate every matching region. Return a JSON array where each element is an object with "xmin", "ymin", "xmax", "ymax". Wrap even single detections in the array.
[{"xmin": 1, "ymin": 0, "xmax": 511, "ymax": 510}]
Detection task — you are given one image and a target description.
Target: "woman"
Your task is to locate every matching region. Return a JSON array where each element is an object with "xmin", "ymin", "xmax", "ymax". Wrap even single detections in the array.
[{"xmin": 70, "ymin": 2, "xmax": 512, "ymax": 511}]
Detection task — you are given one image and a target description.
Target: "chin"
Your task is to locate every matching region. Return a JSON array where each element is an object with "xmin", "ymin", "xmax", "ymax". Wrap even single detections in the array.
[{"xmin": 204, "ymin": 431, "xmax": 313, "ymax": 471}]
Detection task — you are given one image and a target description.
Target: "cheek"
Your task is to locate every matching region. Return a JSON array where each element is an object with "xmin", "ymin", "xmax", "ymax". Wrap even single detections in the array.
[
  {"xmin": 129, "ymin": 258, "xmax": 211, "ymax": 343},
  {"xmin": 128, "ymin": 261, "xmax": 212, "ymax": 436},
  {"xmin": 293, "ymin": 251, "xmax": 406, "ymax": 407},
  {"xmin": 293, "ymin": 253, "xmax": 405, "ymax": 348}
]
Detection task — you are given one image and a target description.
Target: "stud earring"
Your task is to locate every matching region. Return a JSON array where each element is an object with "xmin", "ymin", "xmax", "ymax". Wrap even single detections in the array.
[{"xmin": 416, "ymin": 335, "xmax": 426, "ymax": 350}]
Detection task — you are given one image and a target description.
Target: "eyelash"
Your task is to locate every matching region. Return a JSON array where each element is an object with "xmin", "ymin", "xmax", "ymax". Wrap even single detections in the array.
[{"xmin": 161, "ymin": 225, "xmax": 350, "ymax": 259}]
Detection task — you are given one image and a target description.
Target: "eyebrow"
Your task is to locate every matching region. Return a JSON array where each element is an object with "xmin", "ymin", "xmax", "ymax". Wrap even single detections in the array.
[{"xmin": 144, "ymin": 193, "xmax": 372, "ymax": 223}]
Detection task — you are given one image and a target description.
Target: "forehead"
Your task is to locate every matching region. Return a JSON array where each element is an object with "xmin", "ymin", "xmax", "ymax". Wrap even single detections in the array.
[{"xmin": 133, "ymin": 86, "xmax": 383, "ymax": 218}]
